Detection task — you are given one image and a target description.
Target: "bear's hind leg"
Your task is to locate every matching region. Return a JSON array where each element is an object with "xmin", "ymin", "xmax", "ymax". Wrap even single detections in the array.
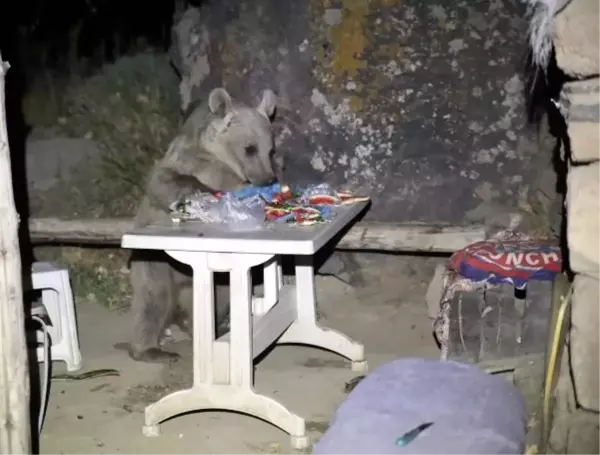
[
  {"xmin": 174, "ymin": 270, "xmax": 231, "ymax": 339},
  {"xmin": 129, "ymin": 254, "xmax": 180, "ymax": 363}
]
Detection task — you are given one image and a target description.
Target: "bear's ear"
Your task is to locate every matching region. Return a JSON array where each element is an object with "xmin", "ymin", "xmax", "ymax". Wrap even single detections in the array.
[
  {"xmin": 257, "ymin": 89, "xmax": 277, "ymax": 120},
  {"xmin": 208, "ymin": 87, "xmax": 234, "ymax": 117}
]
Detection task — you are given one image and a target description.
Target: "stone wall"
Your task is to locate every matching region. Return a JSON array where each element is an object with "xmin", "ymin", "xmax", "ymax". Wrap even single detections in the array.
[
  {"xmin": 169, "ymin": 0, "xmax": 559, "ymax": 230},
  {"xmin": 528, "ymin": 0, "xmax": 599, "ymax": 452}
]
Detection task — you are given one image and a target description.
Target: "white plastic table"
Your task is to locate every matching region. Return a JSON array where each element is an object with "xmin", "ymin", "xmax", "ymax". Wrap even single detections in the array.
[{"xmin": 121, "ymin": 201, "xmax": 369, "ymax": 449}]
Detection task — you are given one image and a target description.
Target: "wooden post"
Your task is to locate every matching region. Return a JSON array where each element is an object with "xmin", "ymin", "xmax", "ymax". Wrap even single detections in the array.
[{"xmin": 0, "ymin": 53, "xmax": 32, "ymax": 454}]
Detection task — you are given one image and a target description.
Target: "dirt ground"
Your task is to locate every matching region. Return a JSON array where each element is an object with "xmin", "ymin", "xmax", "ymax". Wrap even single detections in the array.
[{"xmin": 35, "ymin": 253, "xmax": 442, "ymax": 454}]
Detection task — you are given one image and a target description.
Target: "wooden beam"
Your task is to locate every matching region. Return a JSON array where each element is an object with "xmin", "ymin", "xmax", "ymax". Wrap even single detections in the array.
[
  {"xmin": 29, "ymin": 218, "xmax": 131, "ymax": 246},
  {"xmin": 28, "ymin": 217, "xmax": 485, "ymax": 253},
  {"xmin": 0, "ymin": 53, "xmax": 32, "ymax": 454},
  {"xmin": 338, "ymin": 222, "xmax": 485, "ymax": 253}
]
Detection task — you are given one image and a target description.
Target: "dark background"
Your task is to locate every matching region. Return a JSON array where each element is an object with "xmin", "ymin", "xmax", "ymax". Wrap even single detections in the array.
[
  {"xmin": 0, "ymin": 0, "xmax": 566, "ymax": 231},
  {"xmin": 0, "ymin": 0, "xmax": 189, "ymax": 264}
]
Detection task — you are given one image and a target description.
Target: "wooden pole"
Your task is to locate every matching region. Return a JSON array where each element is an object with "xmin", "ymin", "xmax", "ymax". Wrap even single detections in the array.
[
  {"xmin": 27, "ymin": 217, "xmax": 486, "ymax": 253},
  {"xmin": 0, "ymin": 53, "xmax": 32, "ymax": 454}
]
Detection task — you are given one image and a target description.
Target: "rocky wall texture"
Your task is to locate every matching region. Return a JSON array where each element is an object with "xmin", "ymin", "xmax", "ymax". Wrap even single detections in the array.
[
  {"xmin": 553, "ymin": 0, "xmax": 600, "ymax": 79},
  {"xmin": 530, "ymin": 0, "xmax": 599, "ymax": 452},
  {"xmin": 565, "ymin": 125, "xmax": 599, "ymax": 279},
  {"xmin": 559, "ymin": 0, "xmax": 599, "ymax": 410},
  {"xmin": 560, "ymin": 78, "xmax": 600, "ymax": 161},
  {"xmin": 170, "ymin": 0, "xmax": 558, "ymax": 227}
]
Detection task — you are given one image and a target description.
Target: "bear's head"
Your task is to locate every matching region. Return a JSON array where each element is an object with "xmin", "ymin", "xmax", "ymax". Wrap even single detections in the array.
[{"xmin": 201, "ymin": 87, "xmax": 283, "ymax": 186}]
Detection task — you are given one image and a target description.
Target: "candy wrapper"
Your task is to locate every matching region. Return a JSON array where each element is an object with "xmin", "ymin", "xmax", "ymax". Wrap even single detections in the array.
[
  {"xmin": 297, "ymin": 183, "xmax": 370, "ymax": 206},
  {"xmin": 169, "ymin": 181, "xmax": 370, "ymax": 228},
  {"xmin": 263, "ymin": 183, "xmax": 370, "ymax": 225},
  {"xmin": 298, "ymin": 183, "xmax": 338, "ymax": 204}
]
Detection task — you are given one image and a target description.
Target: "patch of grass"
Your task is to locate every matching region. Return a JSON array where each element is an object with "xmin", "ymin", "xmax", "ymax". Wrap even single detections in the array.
[
  {"xmin": 28, "ymin": 51, "xmax": 182, "ymax": 309},
  {"xmin": 22, "ymin": 71, "xmax": 69, "ymax": 130},
  {"xmin": 57, "ymin": 51, "xmax": 182, "ymax": 214},
  {"xmin": 36, "ymin": 247, "xmax": 132, "ymax": 310}
]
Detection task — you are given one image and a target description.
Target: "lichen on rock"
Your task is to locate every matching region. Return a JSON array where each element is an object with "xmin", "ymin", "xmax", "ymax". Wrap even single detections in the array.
[{"xmin": 169, "ymin": 0, "xmax": 561, "ymax": 227}]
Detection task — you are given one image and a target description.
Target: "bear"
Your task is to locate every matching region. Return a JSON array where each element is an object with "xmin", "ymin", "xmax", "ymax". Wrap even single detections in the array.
[{"xmin": 127, "ymin": 87, "xmax": 281, "ymax": 363}]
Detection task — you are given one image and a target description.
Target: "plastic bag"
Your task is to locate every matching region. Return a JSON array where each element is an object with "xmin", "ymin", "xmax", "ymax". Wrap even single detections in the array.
[
  {"xmin": 170, "ymin": 193, "xmax": 222, "ymax": 223},
  {"xmin": 216, "ymin": 193, "xmax": 266, "ymax": 231},
  {"xmin": 169, "ymin": 191, "xmax": 266, "ymax": 230}
]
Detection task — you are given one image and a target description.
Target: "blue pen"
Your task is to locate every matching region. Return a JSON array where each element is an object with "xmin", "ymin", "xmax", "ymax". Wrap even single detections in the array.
[{"xmin": 396, "ymin": 421, "xmax": 434, "ymax": 447}]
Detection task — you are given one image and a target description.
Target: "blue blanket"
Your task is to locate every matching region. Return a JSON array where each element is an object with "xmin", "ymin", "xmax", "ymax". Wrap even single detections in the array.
[{"xmin": 313, "ymin": 358, "xmax": 527, "ymax": 454}]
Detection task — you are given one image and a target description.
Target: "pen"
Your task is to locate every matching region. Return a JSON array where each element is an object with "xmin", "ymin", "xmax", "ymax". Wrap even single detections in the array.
[{"xmin": 396, "ymin": 421, "xmax": 434, "ymax": 447}]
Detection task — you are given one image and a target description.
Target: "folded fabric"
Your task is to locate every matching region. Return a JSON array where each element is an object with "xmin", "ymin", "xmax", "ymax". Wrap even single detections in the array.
[
  {"xmin": 448, "ymin": 239, "xmax": 561, "ymax": 290},
  {"xmin": 313, "ymin": 358, "xmax": 527, "ymax": 454}
]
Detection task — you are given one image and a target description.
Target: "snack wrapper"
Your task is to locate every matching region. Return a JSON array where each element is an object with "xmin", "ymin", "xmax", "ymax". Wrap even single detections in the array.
[
  {"xmin": 169, "ymin": 181, "xmax": 370, "ymax": 228},
  {"xmin": 448, "ymin": 239, "xmax": 562, "ymax": 290}
]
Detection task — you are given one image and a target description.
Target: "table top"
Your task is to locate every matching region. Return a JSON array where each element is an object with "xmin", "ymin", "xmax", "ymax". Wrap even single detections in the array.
[{"xmin": 121, "ymin": 201, "xmax": 369, "ymax": 255}]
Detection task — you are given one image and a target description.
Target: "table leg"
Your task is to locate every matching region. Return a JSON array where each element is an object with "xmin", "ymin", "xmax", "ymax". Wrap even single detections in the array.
[
  {"xmin": 253, "ymin": 255, "xmax": 280, "ymax": 316},
  {"xmin": 142, "ymin": 251, "xmax": 308, "ymax": 449},
  {"xmin": 278, "ymin": 256, "xmax": 368, "ymax": 373}
]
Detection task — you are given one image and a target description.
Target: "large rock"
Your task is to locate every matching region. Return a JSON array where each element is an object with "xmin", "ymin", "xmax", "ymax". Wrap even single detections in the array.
[
  {"xmin": 170, "ymin": 0, "xmax": 556, "ymax": 225},
  {"xmin": 561, "ymin": 78, "xmax": 600, "ymax": 163},
  {"xmin": 554, "ymin": 0, "xmax": 600, "ymax": 79},
  {"xmin": 566, "ymin": 162, "xmax": 600, "ymax": 279},
  {"xmin": 570, "ymin": 274, "xmax": 600, "ymax": 412}
]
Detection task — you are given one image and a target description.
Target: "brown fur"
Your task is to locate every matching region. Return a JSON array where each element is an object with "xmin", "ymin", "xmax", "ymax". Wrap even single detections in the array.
[{"xmin": 128, "ymin": 87, "xmax": 280, "ymax": 363}]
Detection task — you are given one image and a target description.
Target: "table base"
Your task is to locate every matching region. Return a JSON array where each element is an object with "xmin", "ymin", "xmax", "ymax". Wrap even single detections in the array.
[{"xmin": 141, "ymin": 250, "xmax": 367, "ymax": 449}]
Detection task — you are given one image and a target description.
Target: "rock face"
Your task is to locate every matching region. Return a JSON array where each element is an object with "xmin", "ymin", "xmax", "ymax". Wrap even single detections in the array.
[
  {"xmin": 561, "ymin": 78, "xmax": 600, "ymax": 163},
  {"xmin": 566, "ymin": 160, "xmax": 599, "ymax": 279},
  {"xmin": 170, "ymin": 0, "xmax": 557, "ymax": 226},
  {"xmin": 554, "ymin": 0, "xmax": 599, "ymax": 79},
  {"xmin": 526, "ymin": 0, "xmax": 600, "ymax": 451}
]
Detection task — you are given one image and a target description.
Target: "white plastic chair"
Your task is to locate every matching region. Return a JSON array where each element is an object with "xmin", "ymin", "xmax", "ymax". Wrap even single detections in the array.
[{"xmin": 31, "ymin": 261, "xmax": 82, "ymax": 372}]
